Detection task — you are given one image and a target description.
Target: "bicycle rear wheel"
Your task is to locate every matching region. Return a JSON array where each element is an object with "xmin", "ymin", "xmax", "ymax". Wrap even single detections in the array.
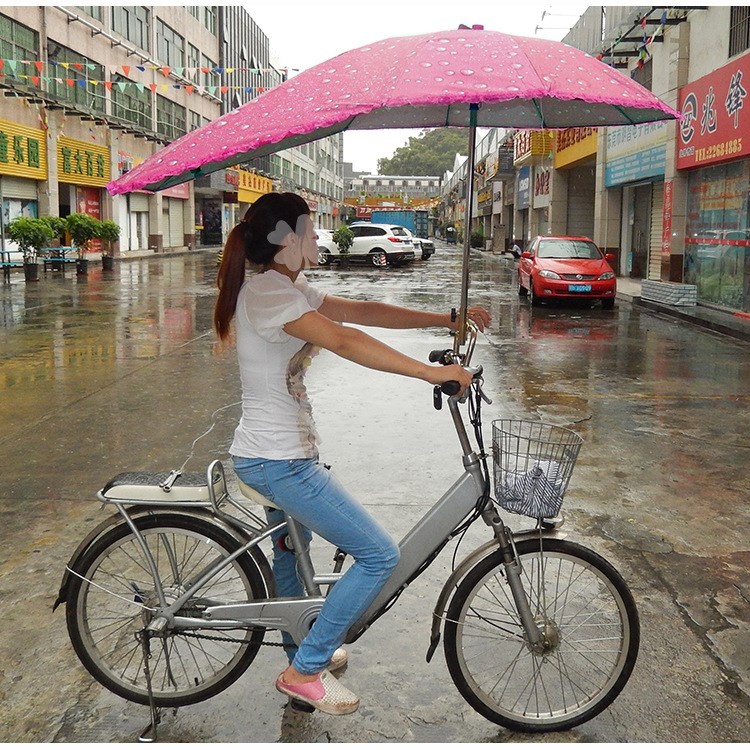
[
  {"xmin": 66, "ymin": 513, "xmax": 267, "ymax": 707},
  {"xmin": 444, "ymin": 538, "xmax": 639, "ymax": 732}
]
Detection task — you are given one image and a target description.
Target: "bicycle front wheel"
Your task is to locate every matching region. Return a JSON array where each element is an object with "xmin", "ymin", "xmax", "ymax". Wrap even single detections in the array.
[
  {"xmin": 66, "ymin": 513, "xmax": 267, "ymax": 707},
  {"xmin": 444, "ymin": 538, "xmax": 639, "ymax": 732}
]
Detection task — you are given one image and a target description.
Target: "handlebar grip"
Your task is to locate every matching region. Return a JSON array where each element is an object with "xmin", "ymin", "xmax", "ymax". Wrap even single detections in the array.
[
  {"xmin": 429, "ymin": 348, "xmax": 451, "ymax": 363},
  {"xmin": 441, "ymin": 381, "xmax": 462, "ymax": 396}
]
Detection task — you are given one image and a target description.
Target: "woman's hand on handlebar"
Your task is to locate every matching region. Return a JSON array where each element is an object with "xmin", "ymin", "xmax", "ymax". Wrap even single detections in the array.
[
  {"xmin": 424, "ymin": 363, "xmax": 474, "ymax": 392},
  {"xmin": 448, "ymin": 306, "xmax": 492, "ymax": 333}
]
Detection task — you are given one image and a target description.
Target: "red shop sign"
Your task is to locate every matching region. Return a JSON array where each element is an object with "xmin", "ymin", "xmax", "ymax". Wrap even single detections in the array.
[{"xmin": 677, "ymin": 51, "xmax": 750, "ymax": 169}]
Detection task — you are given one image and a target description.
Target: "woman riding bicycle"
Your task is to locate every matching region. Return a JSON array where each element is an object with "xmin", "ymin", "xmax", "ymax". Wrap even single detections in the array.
[{"xmin": 214, "ymin": 192, "xmax": 490, "ymax": 715}]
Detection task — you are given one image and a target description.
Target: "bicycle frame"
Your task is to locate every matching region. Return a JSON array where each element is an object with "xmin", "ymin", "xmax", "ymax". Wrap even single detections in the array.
[
  {"xmin": 115, "ymin": 408, "xmax": 541, "ymax": 652},
  {"xmin": 102, "ymin": 326, "xmax": 544, "ymax": 650}
]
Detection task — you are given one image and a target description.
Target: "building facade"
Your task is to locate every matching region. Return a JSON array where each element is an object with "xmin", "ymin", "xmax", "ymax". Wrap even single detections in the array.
[
  {"xmin": 0, "ymin": 5, "xmax": 344, "ymax": 257},
  {"xmin": 439, "ymin": 6, "xmax": 750, "ymax": 313}
]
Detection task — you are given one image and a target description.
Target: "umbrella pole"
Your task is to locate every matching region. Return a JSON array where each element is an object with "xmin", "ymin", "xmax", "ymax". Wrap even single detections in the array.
[{"xmin": 457, "ymin": 103, "xmax": 478, "ymax": 348}]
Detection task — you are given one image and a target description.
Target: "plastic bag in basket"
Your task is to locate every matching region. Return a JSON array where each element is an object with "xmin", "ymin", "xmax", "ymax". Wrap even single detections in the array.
[{"xmin": 497, "ymin": 459, "xmax": 564, "ymax": 518}]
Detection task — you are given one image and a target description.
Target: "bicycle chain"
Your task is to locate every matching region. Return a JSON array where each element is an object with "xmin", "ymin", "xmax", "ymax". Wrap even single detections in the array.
[{"xmin": 178, "ymin": 629, "xmax": 286, "ymax": 648}]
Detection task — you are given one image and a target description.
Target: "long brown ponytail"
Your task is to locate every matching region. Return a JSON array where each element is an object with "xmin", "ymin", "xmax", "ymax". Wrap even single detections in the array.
[{"xmin": 213, "ymin": 192, "xmax": 310, "ymax": 341}]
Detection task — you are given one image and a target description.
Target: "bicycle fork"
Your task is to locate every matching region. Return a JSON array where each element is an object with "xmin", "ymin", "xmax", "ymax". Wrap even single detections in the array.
[{"xmin": 482, "ymin": 508, "xmax": 544, "ymax": 647}]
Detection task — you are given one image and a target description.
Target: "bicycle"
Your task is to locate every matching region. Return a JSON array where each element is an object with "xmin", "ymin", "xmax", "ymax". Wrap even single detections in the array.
[{"xmin": 54, "ymin": 322, "xmax": 639, "ymax": 739}]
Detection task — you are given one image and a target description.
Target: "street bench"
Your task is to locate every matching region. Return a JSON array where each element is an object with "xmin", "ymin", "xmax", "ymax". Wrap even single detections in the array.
[
  {"xmin": 41, "ymin": 247, "xmax": 78, "ymax": 273},
  {"xmin": 0, "ymin": 258, "xmax": 24, "ymax": 281}
]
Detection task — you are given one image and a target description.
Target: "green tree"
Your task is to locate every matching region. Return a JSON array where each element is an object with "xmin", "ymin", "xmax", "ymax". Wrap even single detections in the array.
[{"xmin": 377, "ymin": 128, "xmax": 467, "ymax": 176}]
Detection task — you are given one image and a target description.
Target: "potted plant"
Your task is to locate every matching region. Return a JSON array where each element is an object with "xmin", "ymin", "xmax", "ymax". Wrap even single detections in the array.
[
  {"xmin": 470, "ymin": 230, "xmax": 485, "ymax": 249},
  {"xmin": 65, "ymin": 213, "xmax": 101, "ymax": 275},
  {"xmin": 38, "ymin": 216, "xmax": 68, "ymax": 271},
  {"xmin": 98, "ymin": 220, "xmax": 121, "ymax": 271},
  {"xmin": 332, "ymin": 225, "xmax": 354, "ymax": 269},
  {"xmin": 5, "ymin": 216, "xmax": 55, "ymax": 282}
]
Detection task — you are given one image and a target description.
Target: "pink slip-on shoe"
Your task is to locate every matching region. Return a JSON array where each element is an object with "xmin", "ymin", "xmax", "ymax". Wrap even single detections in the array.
[{"xmin": 275, "ymin": 670, "xmax": 360, "ymax": 715}]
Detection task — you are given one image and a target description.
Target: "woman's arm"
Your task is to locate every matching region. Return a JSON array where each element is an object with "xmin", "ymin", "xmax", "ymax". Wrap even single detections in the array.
[
  {"xmin": 283, "ymin": 310, "xmax": 473, "ymax": 390},
  {"xmin": 317, "ymin": 296, "xmax": 490, "ymax": 332}
]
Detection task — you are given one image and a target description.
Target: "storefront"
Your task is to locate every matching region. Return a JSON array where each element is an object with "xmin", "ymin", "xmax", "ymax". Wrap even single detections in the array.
[
  {"xmin": 532, "ymin": 166, "xmax": 550, "ymax": 236},
  {"xmin": 0, "ymin": 119, "xmax": 48, "ymax": 248},
  {"xmin": 513, "ymin": 130, "xmax": 552, "ymax": 241},
  {"xmin": 554, "ymin": 127, "xmax": 598, "ymax": 238},
  {"xmin": 605, "ymin": 123, "xmax": 668, "ymax": 279},
  {"xmin": 57, "ymin": 136, "xmax": 111, "ymax": 226},
  {"xmin": 678, "ymin": 51, "xmax": 750, "ymax": 312},
  {"xmin": 515, "ymin": 166, "xmax": 531, "ymax": 240},
  {"xmin": 161, "ymin": 182, "xmax": 190, "ymax": 250},
  {"xmin": 236, "ymin": 168, "xmax": 273, "ymax": 223}
]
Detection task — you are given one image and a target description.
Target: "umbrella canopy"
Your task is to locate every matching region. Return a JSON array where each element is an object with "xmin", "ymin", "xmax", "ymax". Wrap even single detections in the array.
[{"xmin": 108, "ymin": 27, "xmax": 678, "ymax": 195}]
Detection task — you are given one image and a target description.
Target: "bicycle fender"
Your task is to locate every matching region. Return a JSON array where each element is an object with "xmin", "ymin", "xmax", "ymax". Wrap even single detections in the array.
[
  {"xmin": 425, "ymin": 527, "xmax": 565, "ymax": 663},
  {"xmin": 52, "ymin": 506, "xmax": 275, "ymax": 611}
]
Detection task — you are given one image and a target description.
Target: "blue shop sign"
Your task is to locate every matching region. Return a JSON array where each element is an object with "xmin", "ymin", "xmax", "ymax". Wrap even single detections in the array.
[
  {"xmin": 605, "ymin": 144, "xmax": 666, "ymax": 187},
  {"xmin": 516, "ymin": 166, "xmax": 531, "ymax": 209}
]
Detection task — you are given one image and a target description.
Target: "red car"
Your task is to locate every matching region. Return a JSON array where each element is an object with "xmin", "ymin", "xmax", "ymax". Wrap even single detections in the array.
[{"xmin": 517, "ymin": 236, "xmax": 617, "ymax": 309}]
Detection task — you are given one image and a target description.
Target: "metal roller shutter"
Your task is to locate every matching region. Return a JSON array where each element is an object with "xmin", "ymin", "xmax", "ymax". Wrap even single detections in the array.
[
  {"xmin": 166, "ymin": 199, "xmax": 185, "ymax": 248},
  {"xmin": 648, "ymin": 181, "xmax": 664, "ymax": 281},
  {"xmin": 565, "ymin": 166, "xmax": 595, "ymax": 238},
  {"xmin": 129, "ymin": 192, "xmax": 149, "ymax": 212},
  {"xmin": 1, "ymin": 176, "xmax": 38, "ymax": 200}
]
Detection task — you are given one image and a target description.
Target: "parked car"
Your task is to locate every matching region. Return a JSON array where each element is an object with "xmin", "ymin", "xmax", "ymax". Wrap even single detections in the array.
[
  {"xmin": 315, "ymin": 228, "xmax": 337, "ymax": 260},
  {"xmin": 319, "ymin": 223, "xmax": 415, "ymax": 267},
  {"xmin": 517, "ymin": 236, "xmax": 617, "ymax": 309},
  {"xmin": 398, "ymin": 227, "xmax": 435, "ymax": 260}
]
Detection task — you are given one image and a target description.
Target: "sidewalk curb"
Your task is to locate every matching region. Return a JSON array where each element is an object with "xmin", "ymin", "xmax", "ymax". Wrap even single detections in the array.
[
  {"xmin": 479, "ymin": 249, "xmax": 750, "ymax": 344},
  {"xmin": 632, "ymin": 297, "xmax": 750, "ymax": 343}
]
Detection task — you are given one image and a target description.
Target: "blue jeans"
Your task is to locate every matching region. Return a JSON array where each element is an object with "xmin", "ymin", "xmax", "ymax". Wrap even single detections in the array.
[{"xmin": 232, "ymin": 456, "xmax": 400, "ymax": 675}]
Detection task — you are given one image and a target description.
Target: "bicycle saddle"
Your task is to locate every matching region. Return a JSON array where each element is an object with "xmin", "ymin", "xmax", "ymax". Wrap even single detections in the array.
[{"xmin": 236, "ymin": 478, "xmax": 279, "ymax": 509}]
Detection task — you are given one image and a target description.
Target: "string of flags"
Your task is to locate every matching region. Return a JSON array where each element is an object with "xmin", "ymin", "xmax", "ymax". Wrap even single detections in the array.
[
  {"xmin": 596, "ymin": 9, "xmax": 670, "ymax": 68},
  {"xmin": 4, "ymin": 74, "xmax": 270, "ymax": 96},
  {"xmin": 0, "ymin": 60, "xmax": 286, "ymax": 76},
  {"xmin": 0, "ymin": 59, "xmax": 290, "ymax": 97}
]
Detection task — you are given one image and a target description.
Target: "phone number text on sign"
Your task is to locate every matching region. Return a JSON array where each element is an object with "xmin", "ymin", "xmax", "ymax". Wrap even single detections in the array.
[{"xmin": 679, "ymin": 138, "xmax": 744, "ymax": 165}]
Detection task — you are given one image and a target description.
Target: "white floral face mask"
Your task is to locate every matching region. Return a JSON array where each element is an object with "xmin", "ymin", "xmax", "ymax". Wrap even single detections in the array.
[{"xmin": 268, "ymin": 214, "xmax": 318, "ymax": 272}]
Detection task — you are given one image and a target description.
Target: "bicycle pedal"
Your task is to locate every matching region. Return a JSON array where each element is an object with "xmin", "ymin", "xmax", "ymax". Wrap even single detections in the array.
[{"xmin": 289, "ymin": 698, "xmax": 316, "ymax": 713}]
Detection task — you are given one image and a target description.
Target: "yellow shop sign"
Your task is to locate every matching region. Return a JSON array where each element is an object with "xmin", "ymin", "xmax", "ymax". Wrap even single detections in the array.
[
  {"xmin": 0, "ymin": 118, "xmax": 47, "ymax": 180},
  {"xmin": 57, "ymin": 136, "xmax": 110, "ymax": 187}
]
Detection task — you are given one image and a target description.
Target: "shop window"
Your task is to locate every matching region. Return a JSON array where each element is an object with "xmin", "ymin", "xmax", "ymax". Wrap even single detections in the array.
[
  {"xmin": 111, "ymin": 6, "xmax": 150, "ymax": 53},
  {"xmin": 685, "ymin": 161, "xmax": 750, "ymax": 310},
  {"xmin": 46, "ymin": 41, "xmax": 105, "ymax": 113},
  {"xmin": 76, "ymin": 6, "xmax": 103, "ymax": 22},
  {"xmin": 112, "ymin": 74, "xmax": 152, "ymax": 130},
  {"xmin": 0, "ymin": 14, "xmax": 39, "ymax": 84},
  {"xmin": 729, "ymin": 6, "xmax": 750, "ymax": 58},
  {"xmin": 156, "ymin": 19, "xmax": 184, "ymax": 69},
  {"xmin": 204, "ymin": 6, "xmax": 217, "ymax": 35},
  {"xmin": 156, "ymin": 94, "xmax": 186, "ymax": 141}
]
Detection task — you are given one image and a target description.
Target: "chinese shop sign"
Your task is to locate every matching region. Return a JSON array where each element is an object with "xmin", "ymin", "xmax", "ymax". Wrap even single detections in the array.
[
  {"xmin": 57, "ymin": 137, "xmax": 110, "ymax": 187},
  {"xmin": 677, "ymin": 51, "xmax": 750, "ymax": 169},
  {"xmin": 554, "ymin": 127, "xmax": 597, "ymax": 169},
  {"xmin": 604, "ymin": 122, "xmax": 667, "ymax": 187},
  {"xmin": 0, "ymin": 118, "xmax": 47, "ymax": 180}
]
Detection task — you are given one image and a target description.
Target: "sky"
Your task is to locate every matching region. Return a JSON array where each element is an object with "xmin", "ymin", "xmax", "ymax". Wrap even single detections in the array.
[{"xmin": 248, "ymin": 1, "xmax": 591, "ymax": 173}]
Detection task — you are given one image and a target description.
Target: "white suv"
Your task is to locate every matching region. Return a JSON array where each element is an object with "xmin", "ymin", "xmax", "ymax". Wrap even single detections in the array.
[{"xmin": 318, "ymin": 223, "xmax": 415, "ymax": 267}]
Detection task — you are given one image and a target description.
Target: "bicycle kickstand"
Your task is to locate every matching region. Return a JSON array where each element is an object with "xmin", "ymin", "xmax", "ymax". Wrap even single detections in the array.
[{"xmin": 136, "ymin": 627, "xmax": 162, "ymax": 742}]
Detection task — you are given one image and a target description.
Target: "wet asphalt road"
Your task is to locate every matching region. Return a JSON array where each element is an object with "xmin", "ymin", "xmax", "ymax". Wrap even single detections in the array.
[{"xmin": 0, "ymin": 246, "xmax": 748, "ymax": 742}]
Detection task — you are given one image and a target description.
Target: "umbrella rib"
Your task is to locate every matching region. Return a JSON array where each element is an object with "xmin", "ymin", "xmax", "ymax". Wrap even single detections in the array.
[
  {"xmin": 532, "ymin": 98, "xmax": 545, "ymax": 128},
  {"xmin": 614, "ymin": 104, "xmax": 638, "ymax": 125}
]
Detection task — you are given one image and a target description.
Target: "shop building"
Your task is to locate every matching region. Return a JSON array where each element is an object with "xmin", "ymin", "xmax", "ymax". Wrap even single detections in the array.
[{"xmin": 0, "ymin": 6, "xmax": 342, "ymax": 255}]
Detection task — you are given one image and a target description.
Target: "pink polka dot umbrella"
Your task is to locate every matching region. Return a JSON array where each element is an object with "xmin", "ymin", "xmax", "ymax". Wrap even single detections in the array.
[{"xmin": 108, "ymin": 26, "xmax": 678, "ymax": 333}]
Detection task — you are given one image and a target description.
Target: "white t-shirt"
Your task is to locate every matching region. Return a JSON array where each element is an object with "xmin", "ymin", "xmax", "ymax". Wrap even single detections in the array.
[{"xmin": 230, "ymin": 269, "xmax": 327, "ymax": 460}]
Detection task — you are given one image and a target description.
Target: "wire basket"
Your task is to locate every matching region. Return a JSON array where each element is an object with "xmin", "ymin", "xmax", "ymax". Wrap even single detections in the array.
[{"xmin": 492, "ymin": 420, "xmax": 583, "ymax": 519}]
